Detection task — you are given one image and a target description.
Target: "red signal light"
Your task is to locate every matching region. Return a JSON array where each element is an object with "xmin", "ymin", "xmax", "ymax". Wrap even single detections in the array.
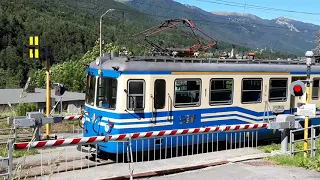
[
  {"xmin": 290, "ymin": 80, "xmax": 305, "ymax": 97},
  {"xmin": 293, "ymin": 85, "xmax": 302, "ymax": 93}
]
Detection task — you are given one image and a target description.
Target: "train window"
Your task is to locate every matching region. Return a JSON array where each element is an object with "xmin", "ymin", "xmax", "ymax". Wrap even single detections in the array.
[
  {"xmin": 210, "ymin": 79, "xmax": 233, "ymax": 105},
  {"xmin": 241, "ymin": 79, "xmax": 262, "ymax": 104},
  {"xmin": 174, "ymin": 79, "xmax": 201, "ymax": 107},
  {"xmin": 154, "ymin": 79, "xmax": 166, "ymax": 109},
  {"xmin": 269, "ymin": 78, "xmax": 288, "ymax": 102},
  {"xmin": 96, "ymin": 77, "xmax": 117, "ymax": 109},
  {"xmin": 85, "ymin": 74, "xmax": 96, "ymax": 106},
  {"xmin": 312, "ymin": 79, "xmax": 319, "ymax": 99},
  {"xmin": 127, "ymin": 80, "xmax": 145, "ymax": 110}
]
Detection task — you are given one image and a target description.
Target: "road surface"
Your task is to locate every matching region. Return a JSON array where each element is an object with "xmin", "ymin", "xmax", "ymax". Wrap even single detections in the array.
[{"xmin": 140, "ymin": 159, "xmax": 320, "ymax": 180}]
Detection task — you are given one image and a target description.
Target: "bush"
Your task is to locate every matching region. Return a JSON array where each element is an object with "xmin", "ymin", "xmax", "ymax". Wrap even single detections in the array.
[{"xmin": 15, "ymin": 103, "xmax": 38, "ymax": 116}]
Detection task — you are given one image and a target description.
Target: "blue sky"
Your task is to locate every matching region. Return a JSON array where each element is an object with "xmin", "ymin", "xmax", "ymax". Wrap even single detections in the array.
[{"xmin": 175, "ymin": 0, "xmax": 320, "ymax": 25}]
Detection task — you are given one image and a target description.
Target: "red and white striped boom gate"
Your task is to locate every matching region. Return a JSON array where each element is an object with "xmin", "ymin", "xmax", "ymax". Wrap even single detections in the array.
[
  {"xmin": 63, "ymin": 115, "xmax": 83, "ymax": 121},
  {"xmin": 13, "ymin": 123, "xmax": 268, "ymax": 150}
]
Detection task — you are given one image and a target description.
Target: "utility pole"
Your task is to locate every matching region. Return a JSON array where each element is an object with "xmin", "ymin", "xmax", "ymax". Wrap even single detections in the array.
[
  {"xmin": 98, "ymin": 9, "xmax": 114, "ymax": 107},
  {"xmin": 304, "ymin": 50, "xmax": 314, "ymax": 157},
  {"xmin": 100, "ymin": 9, "xmax": 114, "ymax": 57}
]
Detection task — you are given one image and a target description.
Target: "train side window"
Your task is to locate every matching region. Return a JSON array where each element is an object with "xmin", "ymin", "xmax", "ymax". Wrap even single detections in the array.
[
  {"xmin": 174, "ymin": 79, "xmax": 201, "ymax": 107},
  {"xmin": 85, "ymin": 74, "xmax": 96, "ymax": 106},
  {"xmin": 269, "ymin": 78, "xmax": 288, "ymax": 102},
  {"xmin": 154, "ymin": 79, "xmax": 166, "ymax": 109},
  {"xmin": 241, "ymin": 78, "xmax": 262, "ymax": 104},
  {"xmin": 210, "ymin": 78, "xmax": 233, "ymax": 105},
  {"xmin": 96, "ymin": 77, "xmax": 117, "ymax": 109},
  {"xmin": 312, "ymin": 79, "xmax": 319, "ymax": 99},
  {"xmin": 127, "ymin": 80, "xmax": 145, "ymax": 110}
]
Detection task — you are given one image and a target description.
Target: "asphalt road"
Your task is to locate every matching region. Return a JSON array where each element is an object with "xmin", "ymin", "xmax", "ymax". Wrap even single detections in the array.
[{"xmin": 140, "ymin": 160, "xmax": 320, "ymax": 180}]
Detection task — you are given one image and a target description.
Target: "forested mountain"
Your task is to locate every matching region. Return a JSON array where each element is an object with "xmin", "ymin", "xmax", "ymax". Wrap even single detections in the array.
[
  {"xmin": 117, "ymin": 0, "xmax": 319, "ymax": 56},
  {"xmin": 0, "ymin": 0, "xmax": 298, "ymax": 90}
]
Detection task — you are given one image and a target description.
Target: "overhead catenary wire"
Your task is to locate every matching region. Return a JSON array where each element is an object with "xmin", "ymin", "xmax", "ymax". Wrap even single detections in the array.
[
  {"xmin": 69, "ymin": 0, "xmax": 318, "ymax": 54},
  {"xmin": 41, "ymin": 0, "xmax": 318, "ymax": 53},
  {"xmin": 197, "ymin": 0, "xmax": 320, "ymax": 16},
  {"xmin": 56, "ymin": 0, "xmax": 319, "ymax": 35},
  {"xmin": 106, "ymin": 0, "xmax": 320, "ymax": 32}
]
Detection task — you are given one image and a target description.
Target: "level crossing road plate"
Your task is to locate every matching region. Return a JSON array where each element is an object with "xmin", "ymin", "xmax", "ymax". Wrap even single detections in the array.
[{"xmin": 297, "ymin": 104, "xmax": 316, "ymax": 117}]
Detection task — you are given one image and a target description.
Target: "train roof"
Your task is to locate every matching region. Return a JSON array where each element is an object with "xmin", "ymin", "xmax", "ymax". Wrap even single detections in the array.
[{"xmin": 88, "ymin": 55, "xmax": 320, "ymax": 73}]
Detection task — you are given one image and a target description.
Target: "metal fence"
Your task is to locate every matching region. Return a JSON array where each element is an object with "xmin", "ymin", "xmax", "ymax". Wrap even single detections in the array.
[
  {"xmin": 0, "ymin": 141, "xmax": 12, "ymax": 180},
  {"xmin": 290, "ymin": 125, "xmax": 320, "ymax": 158},
  {"xmin": 6, "ymin": 123, "xmax": 266, "ymax": 179}
]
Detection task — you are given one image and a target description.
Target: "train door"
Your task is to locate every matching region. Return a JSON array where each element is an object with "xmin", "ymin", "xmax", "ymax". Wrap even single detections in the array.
[
  {"xmin": 150, "ymin": 78, "xmax": 167, "ymax": 123},
  {"xmin": 290, "ymin": 76, "xmax": 306, "ymax": 114}
]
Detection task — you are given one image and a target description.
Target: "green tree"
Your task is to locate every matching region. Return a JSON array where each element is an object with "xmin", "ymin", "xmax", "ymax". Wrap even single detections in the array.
[{"xmin": 31, "ymin": 41, "xmax": 120, "ymax": 92}]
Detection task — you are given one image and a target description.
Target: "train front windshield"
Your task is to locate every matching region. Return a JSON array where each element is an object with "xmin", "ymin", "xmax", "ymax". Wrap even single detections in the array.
[
  {"xmin": 97, "ymin": 77, "xmax": 118, "ymax": 109},
  {"xmin": 86, "ymin": 74, "xmax": 118, "ymax": 109}
]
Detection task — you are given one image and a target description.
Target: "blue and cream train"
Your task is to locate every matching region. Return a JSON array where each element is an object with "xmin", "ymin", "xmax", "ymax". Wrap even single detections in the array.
[{"xmin": 82, "ymin": 54, "xmax": 320, "ymax": 154}]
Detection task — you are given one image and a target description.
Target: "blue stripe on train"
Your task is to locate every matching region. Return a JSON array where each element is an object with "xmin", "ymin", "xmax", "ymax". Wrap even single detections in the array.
[
  {"xmin": 83, "ymin": 105, "xmax": 320, "ymax": 154},
  {"xmin": 83, "ymin": 105, "xmax": 289, "ymax": 119}
]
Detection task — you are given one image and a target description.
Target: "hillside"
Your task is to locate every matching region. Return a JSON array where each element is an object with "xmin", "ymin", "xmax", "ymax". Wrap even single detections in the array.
[
  {"xmin": 118, "ymin": 0, "xmax": 319, "ymax": 56},
  {"xmin": 0, "ymin": 0, "xmax": 297, "ymax": 90}
]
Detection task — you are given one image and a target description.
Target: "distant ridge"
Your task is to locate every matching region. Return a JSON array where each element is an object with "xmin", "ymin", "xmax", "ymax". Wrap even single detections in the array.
[{"xmin": 211, "ymin": 11, "xmax": 261, "ymax": 20}]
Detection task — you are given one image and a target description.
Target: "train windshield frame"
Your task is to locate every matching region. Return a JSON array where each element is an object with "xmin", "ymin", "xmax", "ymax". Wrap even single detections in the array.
[
  {"xmin": 96, "ymin": 77, "xmax": 118, "ymax": 110},
  {"xmin": 85, "ymin": 74, "xmax": 96, "ymax": 106}
]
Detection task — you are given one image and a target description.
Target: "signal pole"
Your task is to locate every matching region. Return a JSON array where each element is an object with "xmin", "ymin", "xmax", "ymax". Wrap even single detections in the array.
[
  {"xmin": 304, "ymin": 51, "xmax": 314, "ymax": 157},
  {"xmin": 45, "ymin": 48, "xmax": 51, "ymax": 139}
]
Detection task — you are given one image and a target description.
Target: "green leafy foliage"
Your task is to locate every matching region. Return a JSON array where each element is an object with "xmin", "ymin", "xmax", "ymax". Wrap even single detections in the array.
[
  {"xmin": 15, "ymin": 103, "xmax": 38, "ymax": 116},
  {"xmin": 31, "ymin": 41, "xmax": 120, "ymax": 92}
]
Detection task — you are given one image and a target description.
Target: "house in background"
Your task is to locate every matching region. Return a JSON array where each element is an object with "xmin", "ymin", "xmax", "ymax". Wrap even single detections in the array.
[{"xmin": 0, "ymin": 87, "xmax": 85, "ymax": 114}]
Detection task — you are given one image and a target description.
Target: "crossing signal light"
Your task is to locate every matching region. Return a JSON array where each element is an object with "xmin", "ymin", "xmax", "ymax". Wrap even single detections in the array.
[
  {"xmin": 289, "ymin": 81, "xmax": 306, "ymax": 97},
  {"xmin": 55, "ymin": 84, "xmax": 67, "ymax": 96},
  {"xmin": 28, "ymin": 35, "xmax": 39, "ymax": 59}
]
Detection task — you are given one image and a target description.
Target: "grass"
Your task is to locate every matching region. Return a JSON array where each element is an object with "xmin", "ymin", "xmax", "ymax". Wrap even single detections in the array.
[
  {"xmin": 40, "ymin": 119, "xmax": 81, "ymax": 133},
  {"xmin": 258, "ymin": 138, "xmax": 320, "ymax": 171},
  {"xmin": 0, "ymin": 144, "xmax": 38, "ymax": 158}
]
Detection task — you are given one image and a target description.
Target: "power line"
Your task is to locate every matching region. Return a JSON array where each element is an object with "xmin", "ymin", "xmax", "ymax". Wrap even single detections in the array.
[
  {"xmin": 197, "ymin": 0, "xmax": 320, "ymax": 16},
  {"xmin": 70, "ymin": 0, "xmax": 317, "ymax": 39},
  {"xmin": 115, "ymin": 0, "xmax": 319, "ymax": 32},
  {"xmin": 42, "ymin": 0, "xmax": 317, "ymax": 52},
  {"xmin": 45, "ymin": 0, "xmax": 320, "ymax": 34}
]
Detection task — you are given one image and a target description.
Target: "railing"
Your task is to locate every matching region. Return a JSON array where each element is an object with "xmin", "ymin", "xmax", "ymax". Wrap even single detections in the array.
[
  {"xmin": 130, "ymin": 56, "xmax": 310, "ymax": 65},
  {"xmin": 0, "ymin": 141, "xmax": 12, "ymax": 180},
  {"xmin": 290, "ymin": 125, "xmax": 320, "ymax": 158},
  {"xmin": 2, "ymin": 123, "xmax": 267, "ymax": 179}
]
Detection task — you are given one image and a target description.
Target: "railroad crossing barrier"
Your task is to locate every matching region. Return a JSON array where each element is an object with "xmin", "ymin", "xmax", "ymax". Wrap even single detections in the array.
[
  {"xmin": 2, "ymin": 122, "xmax": 268, "ymax": 179},
  {"xmin": 13, "ymin": 123, "xmax": 268, "ymax": 150},
  {"xmin": 63, "ymin": 115, "xmax": 84, "ymax": 121},
  {"xmin": 6, "ymin": 112, "xmax": 84, "ymax": 142},
  {"xmin": 267, "ymin": 114, "xmax": 303, "ymax": 154}
]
